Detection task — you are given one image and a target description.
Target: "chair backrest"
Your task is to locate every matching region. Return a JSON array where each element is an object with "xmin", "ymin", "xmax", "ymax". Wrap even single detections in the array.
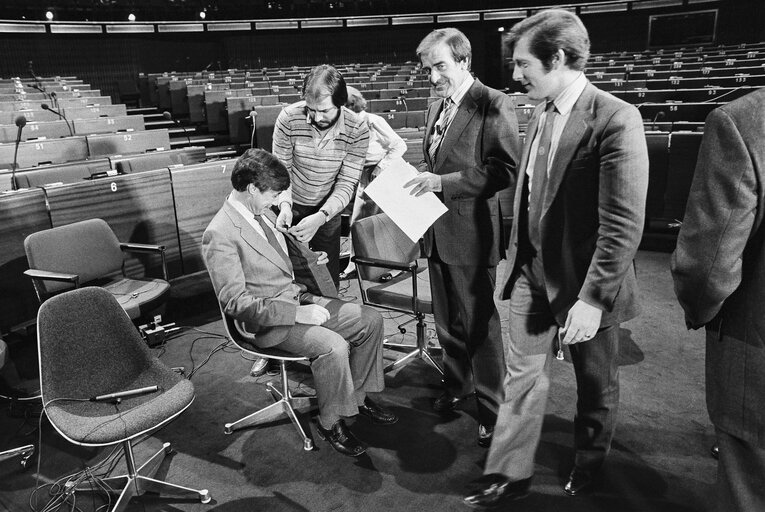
[
  {"xmin": 351, "ymin": 213, "xmax": 419, "ymax": 282},
  {"xmin": 37, "ymin": 287, "xmax": 155, "ymax": 403},
  {"xmin": 24, "ymin": 218, "xmax": 124, "ymax": 295}
]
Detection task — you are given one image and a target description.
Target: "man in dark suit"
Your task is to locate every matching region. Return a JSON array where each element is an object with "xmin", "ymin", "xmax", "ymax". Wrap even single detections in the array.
[
  {"xmin": 405, "ymin": 28, "xmax": 520, "ymax": 447},
  {"xmin": 203, "ymin": 149, "xmax": 397, "ymax": 458},
  {"xmin": 672, "ymin": 88, "xmax": 765, "ymax": 512},
  {"xmin": 464, "ymin": 10, "xmax": 648, "ymax": 507}
]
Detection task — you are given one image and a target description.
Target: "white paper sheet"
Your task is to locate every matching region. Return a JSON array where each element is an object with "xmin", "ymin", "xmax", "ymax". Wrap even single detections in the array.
[{"xmin": 363, "ymin": 157, "xmax": 448, "ymax": 243}]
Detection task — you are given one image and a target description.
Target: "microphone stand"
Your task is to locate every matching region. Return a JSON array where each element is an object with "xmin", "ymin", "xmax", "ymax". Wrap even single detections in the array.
[
  {"xmin": 41, "ymin": 103, "xmax": 73, "ymax": 136},
  {"xmin": 249, "ymin": 109, "xmax": 258, "ymax": 149},
  {"xmin": 163, "ymin": 111, "xmax": 191, "ymax": 146},
  {"xmin": 11, "ymin": 115, "xmax": 26, "ymax": 191}
]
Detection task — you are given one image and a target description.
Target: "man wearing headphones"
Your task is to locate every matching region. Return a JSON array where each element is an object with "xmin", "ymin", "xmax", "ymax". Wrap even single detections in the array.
[{"xmin": 272, "ymin": 65, "xmax": 370, "ymax": 288}]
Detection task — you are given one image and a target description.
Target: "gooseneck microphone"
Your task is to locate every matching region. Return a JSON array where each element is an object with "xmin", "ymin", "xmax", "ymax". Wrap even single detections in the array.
[
  {"xmin": 163, "ymin": 111, "xmax": 191, "ymax": 146},
  {"xmin": 90, "ymin": 385, "xmax": 159, "ymax": 402},
  {"xmin": 50, "ymin": 90, "xmax": 58, "ymax": 110},
  {"xmin": 11, "ymin": 115, "xmax": 26, "ymax": 191},
  {"xmin": 41, "ymin": 103, "xmax": 73, "ymax": 136},
  {"xmin": 249, "ymin": 109, "xmax": 258, "ymax": 149}
]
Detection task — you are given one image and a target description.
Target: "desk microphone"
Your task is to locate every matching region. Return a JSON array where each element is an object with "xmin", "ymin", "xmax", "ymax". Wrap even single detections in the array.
[
  {"xmin": 163, "ymin": 111, "xmax": 191, "ymax": 146},
  {"xmin": 90, "ymin": 385, "xmax": 159, "ymax": 402},
  {"xmin": 652, "ymin": 110, "xmax": 666, "ymax": 131},
  {"xmin": 11, "ymin": 115, "xmax": 26, "ymax": 191},
  {"xmin": 248, "ymin": 109, "xmax": 258, "ymax": 149},
  {"xmin": 398, "ymin": 96, "xmax": 409, "ymax": 113},
  {"xmin": 41, "ymin": 103, "xmax": 73, "ymax": 136},
  {"xmin": 50, "ymin": 90, "xmax": 58, "ymax": 109}
]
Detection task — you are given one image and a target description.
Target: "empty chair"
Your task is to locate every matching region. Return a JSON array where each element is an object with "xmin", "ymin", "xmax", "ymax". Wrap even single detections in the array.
[
  {"xmin": 37, "ymin": 287, "xmax": 210, "ymax": 512},
  {"xmin": 23, "ymin": 218, "xmax": 169, "ymax": 320}
]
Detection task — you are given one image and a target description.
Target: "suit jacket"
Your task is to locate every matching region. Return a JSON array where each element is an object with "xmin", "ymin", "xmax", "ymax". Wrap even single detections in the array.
[
  {"xmin": 501, "ymin": 81, "xmax": 648, "ymax": 327},
  {"xmin": 420, "ymin": 79, "xmax": 520, "ymax": 266},
  {"xmin": 671, "ymin": 87, "xmax": 765, "ymax": 446},
  {"xmin": 202, "ymin": 200, "xmax": 318, "ymax": 348}
]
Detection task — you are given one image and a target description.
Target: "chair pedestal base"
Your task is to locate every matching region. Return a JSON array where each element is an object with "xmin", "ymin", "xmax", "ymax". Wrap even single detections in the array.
[
  {"xmin": 224, "ymin": 360, "xmax": 317, "ymax": 451},
  {"xmin": 75, "ymin": 441, "xmax": 210, "ymax": 512},
  {"xmin": 384, "ymin": 313, "xmax": 443, "ymax": 376}
]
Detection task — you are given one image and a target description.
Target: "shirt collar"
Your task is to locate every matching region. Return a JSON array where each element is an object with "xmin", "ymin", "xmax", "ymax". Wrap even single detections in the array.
[
  {"xmin": 449, "ymin": 75, "xmax": 475, "ymax": 107},
  {"xmin": 227, "ymin": 194, "xmax": 255, "ymax": 222},
  {"xmin": 550, "ymin": 72, "xmax": 586, "ymax": 116}
]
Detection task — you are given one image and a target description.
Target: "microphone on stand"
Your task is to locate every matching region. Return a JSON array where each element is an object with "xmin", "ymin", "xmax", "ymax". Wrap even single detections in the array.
[
  {"xmin": 248, "ymin": 109, "xmax": 258, "ymax": 149},
  {"xmin": 652, "ymin": 110, "xmax": 666, "ymax": 131},
  {"xmin": 50, "ymin": 90, "xmax": 58, "ymax": 110},
  {"xmin": 163, "ymin": 111, "xmax": 191, "ymax": 146},
  {"xmin": 11, "ymin": 115, "xmax": 26, "ymax": 191},
  {"xmin": 41, "ymin": 103, "xmax": 73, "ymax": 136}
]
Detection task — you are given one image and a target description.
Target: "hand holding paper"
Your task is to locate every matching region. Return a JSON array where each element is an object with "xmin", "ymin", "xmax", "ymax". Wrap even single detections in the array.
[{"xmin": 363, "ymin": 157, "xmax": 448, "ymax": 243}]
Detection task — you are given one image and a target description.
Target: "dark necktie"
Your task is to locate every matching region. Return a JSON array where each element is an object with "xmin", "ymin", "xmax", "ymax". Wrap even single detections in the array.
[
  {"xmin": 528, "ymin": 101, "xmax": 558, "ymax": 252},
  {"xmin": 254, "ymin": 214, "xmax": 291, "ymax": 268}
]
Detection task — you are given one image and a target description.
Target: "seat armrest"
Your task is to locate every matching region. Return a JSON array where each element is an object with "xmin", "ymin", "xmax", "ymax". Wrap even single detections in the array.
[
  {"xmin": 119, "ymin": 243, "xmax": 169, "ymax": 280},
  {"xmin": 23, "ymin": 269, "xmax": 80, "ymax": 286},
  {"xmin": 352, "ymin": 256, "xmax": 417, "ymax": 273}
]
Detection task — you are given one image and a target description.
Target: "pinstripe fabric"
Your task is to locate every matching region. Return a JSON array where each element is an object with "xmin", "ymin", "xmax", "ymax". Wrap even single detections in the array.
[{"xmin": 272, "ymin": 101, "xmax": 370, "ymax": 218}]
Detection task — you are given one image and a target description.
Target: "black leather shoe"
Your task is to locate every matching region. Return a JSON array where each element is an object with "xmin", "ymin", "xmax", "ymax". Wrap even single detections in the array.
[
  {"xmin": 432, "ymin": 392, "xmax": 464, "ymax": 413},
  {"xmin": 478, "ymin": 424, "xmax": 494, "ymax": 448},
  {"xmin": 358, "ymin": 397, "xmax": 398, "ymax": 425},
  {"xmin": 464, "ymin": 474, "xmax": 530, "ymax": 509},
  {"xmin": 563, "ymin": 467, "xmax": 595, "ymax": 496},
  {"xmin": 316, "ymin": 419, "xmax": 367, "ymax": 457},
  {"xmin": 248, "ymin": 357, "xmax": 269, "ymax": 377}
]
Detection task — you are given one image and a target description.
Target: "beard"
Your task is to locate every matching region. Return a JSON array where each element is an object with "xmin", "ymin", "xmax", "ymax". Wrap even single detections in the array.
[{"xmin": 310, "ymin": 108, "xmax": 341, "ymax": 130}]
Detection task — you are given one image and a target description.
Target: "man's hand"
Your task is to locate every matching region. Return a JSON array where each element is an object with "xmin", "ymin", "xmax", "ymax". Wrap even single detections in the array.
[
  {"xmin": 560, "ymin": 300, "xmax": 603, "ymax": 345},
  {"xmin": 404, "ymin": 172, "xmax": 442, "ymax": 197},
  {"xmin": 314, "ymin": 251, "xmax": 329, "ymax": 265},
  {"xmin": 287, "ymin": 212, "xmax": 324, "ymax": 243},
  {"xmin": 295, "ymin": 304, "xmax": 330, "ymax": 325},
  {"xmin": 275, "ymin": 203, "xmax": 293, "ymax": 232}
]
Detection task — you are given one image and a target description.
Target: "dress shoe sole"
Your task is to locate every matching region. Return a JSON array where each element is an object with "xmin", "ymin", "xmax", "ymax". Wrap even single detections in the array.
[
  {"xmin": 463, "ymin": 490, "xmax": 529, "ymax": 509},
  {"xmin": 358, "ymin": 410, "xmax": 398, "ymax": 425},
  {"xmin": 563, "ymin": 481, "xmax": 594, "ymax": 496}
]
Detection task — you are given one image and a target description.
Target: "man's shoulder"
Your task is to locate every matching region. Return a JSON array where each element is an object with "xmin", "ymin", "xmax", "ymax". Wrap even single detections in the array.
[
  {"xmin": 716, "ymin": 87, "xmax": 765, "ymax": 124},
  {"xmin": 203, "ymin": 203, "xmax": 236, "ymax": 239},
  {"xmin": 278, "ymin": 101, "xmax": 306, "ymax": 120}
]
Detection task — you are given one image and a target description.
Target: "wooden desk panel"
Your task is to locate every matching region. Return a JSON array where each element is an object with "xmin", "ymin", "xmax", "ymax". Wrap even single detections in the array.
[
  {"xmin": 63, "ymin": 105, "xmax": 128, "ymax": 120},
  {"xmin": 171, "ymin": 159, "xmax": 236, "ymax": 274},
  {"xmin": 73, "ymin": 115, "xmax": 145, "ymax": 135},
  {"xmin": 0, "ymin": 136, "xmax": 89, "ymax": 168},
  {"xmin": 0, "ymin": 188, "xmax": 52, "ymax": 330},
  {"xmin": 45, "ymin": 169, "xmax": 182, "ymax": 279},
  {"xmin": 87, "ymin": 129, "xmax": 171, "ymax": 157}
]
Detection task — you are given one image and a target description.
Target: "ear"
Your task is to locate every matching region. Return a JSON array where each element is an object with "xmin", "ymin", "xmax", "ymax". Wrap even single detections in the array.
[{"xmin": 552, "ymin": 49, "xmax": 566, "ymax": 69}]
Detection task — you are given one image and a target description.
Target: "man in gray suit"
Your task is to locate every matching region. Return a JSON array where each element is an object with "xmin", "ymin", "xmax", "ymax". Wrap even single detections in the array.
[
  {"xmin": 672, "ymin": 88, "xmax": 765, "ymax": 512},
  {"xmin": 464, "ymin": 10, "xmax": 648, "ymax": 507},
  {"xmin": 405, "ymin": 28, "xmax": 519, "ymax": 448},
  {"xmin": 203, "ymin": 149, "xmax": 396, "ymax": 458}
]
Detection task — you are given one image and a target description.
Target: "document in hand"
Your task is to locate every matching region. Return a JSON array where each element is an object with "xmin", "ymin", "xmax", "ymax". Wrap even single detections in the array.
[{"xmin": 363, "ymin": 157, "xmax": 448, "ymax": 243}]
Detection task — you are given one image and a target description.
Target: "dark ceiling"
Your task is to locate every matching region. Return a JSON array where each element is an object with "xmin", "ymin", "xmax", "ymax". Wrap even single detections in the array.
[{"xmin": 1, "ymin": 1, "xmax": 587, "ymax": 22}]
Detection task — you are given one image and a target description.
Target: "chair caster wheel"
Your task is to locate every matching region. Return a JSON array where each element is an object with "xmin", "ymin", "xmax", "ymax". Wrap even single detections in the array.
[
  {"xmin": 303, "ymin": 439, "xmax": 314, "ymax": 451},
  {"xmin": 224, "ymin": 425, "xmax": 233, "ymax": 435},
  {"xmin": 199, "ymin": 489, "xmax": 212, "ymax": 504}
]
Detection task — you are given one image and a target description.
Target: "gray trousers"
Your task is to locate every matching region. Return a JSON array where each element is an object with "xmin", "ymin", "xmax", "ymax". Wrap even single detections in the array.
[
  {"xmin": 716, "ymin": 427, "xmax": 765, "ymax": 512},
  {"xmin": 485, "ymin": 259, "xmax": 620, "ymax": 480},
  {"xmin": 275, "ymin": 296, "xmax": 385, "ymax": 426}
]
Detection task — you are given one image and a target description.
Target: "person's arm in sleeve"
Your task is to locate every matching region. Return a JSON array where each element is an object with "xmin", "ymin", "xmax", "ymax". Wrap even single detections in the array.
[
  {"xmin": 271, "ymin": 107, "xmax": 294, "ymax": 230},
  {"xmin": 319, "ymin": 118, "xmax": 370, "ymax": 217},
  {"xmin": 671, "ymin": 107, "xmax": 757, "ymax": 329},
  {"xmin": 370, "ymin": 115, "xmax": 407, "ymax": 162},
  {"xmin": 202, "ymin": 226, "xmax": 297, "ymax": 331},
  {"xmin": 439, "ymin": 92, "xmax": 520, "ymax": 200}
]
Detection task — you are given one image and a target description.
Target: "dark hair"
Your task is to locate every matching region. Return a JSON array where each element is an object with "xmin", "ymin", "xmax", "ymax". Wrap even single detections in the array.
[
  {"xmin": 345, "ymin": 86, "xmax": 367, "ymax": 113},
  {"xmin": 506, "ymin": 9, "xmax": 590, "ymax": 72},
  {"xmin": 302, "ymin": 64, "xmax": 348, "ymax": 108},
  {"xmin": 416, "ymin": 27, "xmax": 472, "ymax": 70},
  {"xmin": 230, "ymin": 148, "xmax": 290, "ymax": 193}
]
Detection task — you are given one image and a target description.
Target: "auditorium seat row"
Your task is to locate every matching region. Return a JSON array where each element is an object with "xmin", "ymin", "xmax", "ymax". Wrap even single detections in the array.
[
  {"xmin": 0, "ymin": 115, "xmax": 145, "ymax": 143},
  {"xmin": 0, "ymin": 158, "xmax": 236, "ymax": 332}
]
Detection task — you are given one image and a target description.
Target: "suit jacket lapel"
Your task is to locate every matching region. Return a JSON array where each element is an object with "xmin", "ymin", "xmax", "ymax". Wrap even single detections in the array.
[
  {"xmin": 512, "ymin": 104, "xmax": 542, "ymax": 220},
  {"xmin": 433, "ymin": 80, "xmax": 481, "ymax": 169},
  {"xmin": 542, "ymin": 84, "xmax": 596, "ymax": 216},
  {"xmin": 222, "ymin": 202, "xmax": 292, "ymax": 275}
]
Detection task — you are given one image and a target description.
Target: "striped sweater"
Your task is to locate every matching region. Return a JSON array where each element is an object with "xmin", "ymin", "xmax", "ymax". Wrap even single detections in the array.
[{"xmin": 272, "ymin": 101, "xmax": 370, "ymax": 218}]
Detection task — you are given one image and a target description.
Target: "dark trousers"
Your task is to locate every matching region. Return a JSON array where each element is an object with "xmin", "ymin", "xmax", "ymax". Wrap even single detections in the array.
[
  {"xmin": 485, "ymin": 256, "xmax": 620, "ymax": 479},
  {"xmin": 292, "ymin": 202, "xmax": 342, "ymax": 288},
  {"xmin": 716, "ymin": 427, "xmax": 765, "ymax": 512},
  {"xmin": 428, "ymin": 252, "xmax": 504, "ymax": 426}
]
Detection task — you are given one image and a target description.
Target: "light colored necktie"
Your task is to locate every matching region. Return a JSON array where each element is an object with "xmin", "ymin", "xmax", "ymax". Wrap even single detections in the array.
[
  {"xmin": 528, "ymin": 101, "xmax": 558, "ymax": 251},
  {"xmin": 428, "ymin": 98, "xmax": 456, "ymax": 162}
]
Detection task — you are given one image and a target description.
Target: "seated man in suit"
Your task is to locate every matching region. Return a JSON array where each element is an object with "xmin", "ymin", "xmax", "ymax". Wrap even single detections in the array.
[{"xmin": 202, "ymin": 148, "xmax": 397, "ymax": 457}]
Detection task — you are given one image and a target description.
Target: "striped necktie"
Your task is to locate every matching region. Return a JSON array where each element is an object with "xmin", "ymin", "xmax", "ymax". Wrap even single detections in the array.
[
  {"xmin": 254, "ymin": 214, "xmax": 291, "ymax": 268},
  {"xmin": 528, "ymin": 101, "xmax": 558, "ymax": 252},
  {"xmin": 428, "ymin": 98, "xmax": 456, "ymax": 162}
]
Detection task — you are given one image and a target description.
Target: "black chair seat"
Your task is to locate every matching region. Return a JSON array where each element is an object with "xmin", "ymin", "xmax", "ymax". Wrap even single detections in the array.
[{"xmin": 365, "ymin": 266, "xmax": 432, "ymax": 314}]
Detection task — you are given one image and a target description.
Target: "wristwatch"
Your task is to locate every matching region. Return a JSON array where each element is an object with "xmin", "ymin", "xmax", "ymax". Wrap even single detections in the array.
[{"xmin": 320, "ymin": 209, "xmax": 330, "ymax": 223}]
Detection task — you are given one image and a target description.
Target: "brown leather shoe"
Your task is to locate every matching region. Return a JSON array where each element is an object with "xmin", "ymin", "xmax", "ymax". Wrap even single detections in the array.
[
  {"xmin": 316, "ymin": 419, "xmax": 367, "ymax": 457},
  {"xmin": 464, "ymin": 474, "xmax": 530, "ymax": 508},
  {"xmin": 563, "ymin": 467, "xmax": 595, "ymax": 496},
  {"xmin": 357, "ymin": 397, "xmax": 398, "ymax": 425}
]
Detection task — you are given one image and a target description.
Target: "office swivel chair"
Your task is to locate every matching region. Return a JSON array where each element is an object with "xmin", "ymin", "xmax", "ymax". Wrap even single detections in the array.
[
  {"xmin": 36, "ymin": 287, "xmax": 210, "ymax": 512},
  {"xmin": 351, "ymin": 213, "xmax": 443, "ymax": 375},
  {"xmin": 24, "ymin": 218, "xmax": 170, "ymax": 321},
  {"xmin": 0, "ymin": 338, "xmax": 34, "ymax": 469},
  {"xmin": 217, "ymin": 304, "xmax": 315, "ymax": 451}
]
